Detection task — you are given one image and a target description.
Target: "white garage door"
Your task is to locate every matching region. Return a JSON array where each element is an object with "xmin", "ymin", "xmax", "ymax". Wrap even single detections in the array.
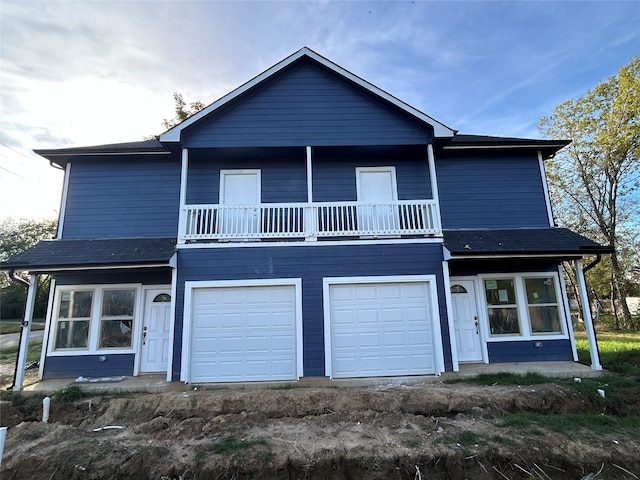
[
  {"xmin": 328, "ymin": 281, "xmax": 436, "ymax": 378},
  {"xmin": 190, "ymin": 284, "xmax": 298, "ymax": 383}
]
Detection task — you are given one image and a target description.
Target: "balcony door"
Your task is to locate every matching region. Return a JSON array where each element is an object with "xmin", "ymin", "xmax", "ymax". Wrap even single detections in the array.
[
  {"xmin": 219, "ymin": 170, "xmax": 261, "ymax": 236},
  {"xmin": 356, "ymin": 166, "xmax": 399, "ymax": 233}
]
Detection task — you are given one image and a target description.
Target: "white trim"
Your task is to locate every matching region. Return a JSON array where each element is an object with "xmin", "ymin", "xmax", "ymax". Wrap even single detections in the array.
[
  {"xmin": 14, "ymin": 275, "xmax": 39, "ymax": 391},
  {"xmin": 47, "ymin": 284, "xmax": 143, "ymax": 357},
  {"xmin": 160, "ymin": 48, "xmax": 455, "ymax": 142},
  {"xmin": 135, "ymin": 286, "xmax": 172, "ymax": 375},
  {"xmin": 443, "ymin": 144, "xmax": 567, "ymax": 151},
  {"xmin": 306, "ymin": 146, "xmax": 313, "ymax": 203},
  {"xmin": 220, "ymin": 169, "xmax": 261, "ymax": 203},
  {"xmin": 356, "ymin": 166, "xmax": 399, "ymax": 202},
  {"xmin": 178, "ymin": 149, "xmax": 189, "ymax": 245},
  {"xmin": 181, "ymin": 278, "xmax": 303, "ymax": 383},
  {"xmin": 16, "ymin": 263, "xmax": 172, "ymax": 274},
  {"xmin": 177, "ymin": 237, "xmax": 444, "ymax": 249},
  {"xmin": 167, "ymin": 267, "xmax": 178, "ymax": 382},
  {"xmin": 427, "ymin": 145, "xmax": 442, "ymax": 231},
  {"xmin": 39, "ymin": 278, "xmax": 57, "ymax": 380},
  {"xmin": 322, "ymin": 275, "xmax": 444, "ymax": 379},
  {"xmin": 442, "ymin": 262, "xmax": 459, "ymax": 371},
  {"xmin": 56, "ymin": 162, "xmax": 71, "ymax": 239},
  {"xmin": 450, "ymin": 276, "xmax": 489, "ymax": 364},
  {"xmin": 446, "ymin": 253, "xmax": 589, "ymax": 260},
  {"xmin": 538, "ymin": 151, "xmax": 555, "ymax": 227},
  {"xmin": 479, "ymin": 273, "xmax": 569, "ymax": 342},
  {"xmin": 558, "ymin": 264, "xmax": 579, "ymax": 361},
  {"xmin": 575, "ymin": 259, "xmax": 602, "ymax": 370}
]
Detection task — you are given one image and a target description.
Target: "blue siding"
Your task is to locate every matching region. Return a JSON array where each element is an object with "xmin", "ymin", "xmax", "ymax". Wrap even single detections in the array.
[
  {"xmin": 62, "ymin": 157, "xmax": 180, "ymax": 239},
  {"xmin": 183, "ymin": 62, "xmax": 433, "ymax": 148},
  {"xmin": 187, "ymin": 150, "xmax": 307, "ymax": 204},
  {"xmin": 313, "ymin": 147, "xmax": 432, "ymax": 202},
  {"xmin": 437, "ymin": 152, "xmax": 550, "ymax": 229},
  {"xmin": 487, "ymin": 340, "xmax": 573, "ymax": 363},
  {"xmin": 173, "ymin": 243, "xmax": 450, "ymax": 380},
  {"xmin": 52, "ymin": 270, "xmax": 172, "ymax": 286},
  {"xmin": 43, "ymin": 354, "xmax": 134, "ymax": 379}
]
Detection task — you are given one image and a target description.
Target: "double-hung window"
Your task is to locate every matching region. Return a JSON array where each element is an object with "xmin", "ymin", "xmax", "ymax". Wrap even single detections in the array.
[
  {"xmin": 482, "ymin": 274, "xmax": 565, "ymax": 339},
  {"xmin": 52, "ymin": 285, "xmax": 140, "ymax": 354}
]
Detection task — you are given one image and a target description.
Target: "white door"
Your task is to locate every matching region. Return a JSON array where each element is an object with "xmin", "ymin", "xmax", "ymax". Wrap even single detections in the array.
[
  {"xmin": 356, "ymin": 167, "xmax": 399, "ymax": 232},
  {"xmin": 189, "ymin": 284, "xmax": 298, "ymax": 383},
  {"xmin": 327, "ymin": 281, "xmax": 436, "ymax": 378},
  {"xmin": 140, "ymin": 289, "xmax": 172, "ymax": 373},
  {"xmin": 450, "ymin": 279, "xmax": 483, "ymax": 362},
  {"xmin": 219, "ymin": 170, "xmax": 260, "ymax": 236}
]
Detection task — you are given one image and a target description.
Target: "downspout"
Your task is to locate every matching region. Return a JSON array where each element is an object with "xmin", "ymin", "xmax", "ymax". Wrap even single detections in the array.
[{"xmin": 7, "ymin": 271, "xmax": 30, "ymax": 390}]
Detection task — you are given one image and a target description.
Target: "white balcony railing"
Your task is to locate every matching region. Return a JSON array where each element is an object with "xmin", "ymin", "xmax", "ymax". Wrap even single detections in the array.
[{"xmin": 181, "ymin": 200, "xmax": 441, "ymax": 241}]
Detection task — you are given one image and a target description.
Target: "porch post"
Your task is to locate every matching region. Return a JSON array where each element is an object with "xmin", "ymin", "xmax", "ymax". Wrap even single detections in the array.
[
  {"xmin": 177, "ymin": 148, "xmax": 189, "ymax": 245},
  {"xmin": 575, "ymin": 259, "xmax": 602, "ymax": 370},
  {"xmin": 14, "ymin": 274, "xmax": 39, "ymax": 391},
  {"xmin": 305, "ymin": 146, "xmax": 317, "ymax": 241},
  {"xmin": 442, "ymin": 260, "xmax": 459, "ymax": 371},
  {"xmin": 426, "ymin": 144, "xmax": 442, "ymax": 233}
]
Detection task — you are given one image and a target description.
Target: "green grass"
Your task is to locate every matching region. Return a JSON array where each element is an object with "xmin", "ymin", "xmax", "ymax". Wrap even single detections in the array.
[
  {"xmin": 53, "ymin": 384, "xmax": 86, "ymax": 402},
  {"xmin": 445, "ymin": 372, "xmax": 551, "ymax": 386},
  {"xmin": 0, "ymin": 320, "xmax": 46, "ymax": 335},
  {"xmin": 574, "ymin": 330, "xmax": 640, "ymax": 376},
  {"xmin": 0, "ymin": 341, "xmax": 43, "ymax": 362},
  {"xmin": 452, "ymin": 430, "xmax": 485, "ymax": 447},
  {"xmin": 213, "ymin": 435, "xmax": 268, "ymax": 455}
]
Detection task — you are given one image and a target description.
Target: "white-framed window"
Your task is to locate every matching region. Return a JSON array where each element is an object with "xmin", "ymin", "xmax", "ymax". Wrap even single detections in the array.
[
  {"xmin": 481, "ymin": 273, "xmax": 565, "ymax": 340},
  {"xmin": 51, "ymin": 284, "xmax": 141, "ymax": 355}
]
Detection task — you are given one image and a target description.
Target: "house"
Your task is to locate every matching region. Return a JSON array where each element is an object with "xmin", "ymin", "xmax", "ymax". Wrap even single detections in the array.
[{"xmin": 3, "ymin": 48, "xmax": 612, "ymax": 390}]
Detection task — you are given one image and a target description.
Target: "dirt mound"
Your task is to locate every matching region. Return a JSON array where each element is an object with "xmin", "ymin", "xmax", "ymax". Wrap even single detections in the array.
[{"xmin": 1, "ymin": 383, "xmax": 638, "ymax": 479}]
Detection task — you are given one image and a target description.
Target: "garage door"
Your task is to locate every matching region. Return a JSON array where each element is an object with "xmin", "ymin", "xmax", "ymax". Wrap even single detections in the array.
[
  {"xmin": 189, "ymin": 284, "xmax": 298, "ymax": 383},
  {"xmin": 328, "ymin": 281, "xmax": 436, "ymax": 378}
]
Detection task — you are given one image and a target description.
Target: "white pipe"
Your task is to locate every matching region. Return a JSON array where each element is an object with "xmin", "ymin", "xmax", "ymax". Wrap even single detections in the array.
[
  {"xmin": 42, "ymin": 396, "xmax": 50, "ymax": 423},
  {"xmin": 0, "ymin": 426, "xmax": 6, "ymax": 467}
]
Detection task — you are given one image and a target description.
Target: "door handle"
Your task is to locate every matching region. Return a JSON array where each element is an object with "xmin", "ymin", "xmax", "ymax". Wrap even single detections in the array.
[
  {"xmin": 143, "ymin": 326, "xmax": 147, "ymax": 345},
  {"xmin": 474, "ymin": 316, "xmax": 479, "ymax": 335}
]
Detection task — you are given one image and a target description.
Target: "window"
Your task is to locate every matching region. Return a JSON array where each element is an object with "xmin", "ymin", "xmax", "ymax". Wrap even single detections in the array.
[
  {"xmin": 525, "ymin": 277, "xmax": 562, "ymax": 334},
  {"xmin": 52, "ymin": 285, "xmax": 140, "ymax": 354},
  {"xmin": 54, "ymin": 290, "xmax": 93, "ymax": 349},
  {"xmin": 482, "ymin": 274, "xmax": 565, "ymax": 339},
  {"xmin": 484, "ymin": 279, "xmax": 521, "ymax": 336}
]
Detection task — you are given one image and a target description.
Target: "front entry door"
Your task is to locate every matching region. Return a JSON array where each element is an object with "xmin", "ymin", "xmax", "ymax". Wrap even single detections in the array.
[
  {"xmin": 356, "ymin": 167, "xmax": 399, "ymax": 232},
  {"xmin": 450, "ymin": 279, "xmax": 483, "ymax": 362},
  {"xmin": 220, "ymin": 170, "xmax": 260, "ymax": 236},
  {"xmin": 140, "ymin": 289, "xmax": 172, "ymax": 373}
]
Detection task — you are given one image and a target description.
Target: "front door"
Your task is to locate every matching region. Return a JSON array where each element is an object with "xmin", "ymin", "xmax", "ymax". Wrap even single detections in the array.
[
  {"xmin": 219, "ymin": 169, "xmax": 260, "ymax": 236},
  {"xmin": 140, "ymin": 289, "xmax": 172, "ymax": 373},
  {"xmin": 356, "ymin": 167, "xmax": 399, "ymax": 232},
  {"xmin": 450, "ymin": 279, "xmax": 483, "ymax": 362}
]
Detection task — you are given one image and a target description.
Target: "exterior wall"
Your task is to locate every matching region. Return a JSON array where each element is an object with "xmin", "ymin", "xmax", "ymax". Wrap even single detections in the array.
[
  {"xmin": 186, "ymin": 149, "xmax": 307, "ymax": 204},
  {"xmin": 183, "ymin": 62, "xmax": 433, "ymax": 148},
  {"xmin": 436, "ymin": 151, "xmax": 550, "ymax": 229},
  {"xmin": 487, "ymin": 340, "xmax": 573, "ymax": 362},
  {"xmin": 62, "ymin": 156, "xmax": 180, "ymax": 239},
  {"xmin": 173, "ymin": 243, "xmax": 450, "ymax": 380}
]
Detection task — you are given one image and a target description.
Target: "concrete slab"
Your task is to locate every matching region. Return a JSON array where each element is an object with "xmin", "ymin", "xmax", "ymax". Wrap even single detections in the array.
[{"xmin": 451, "ymin": 361, "xmax": 603, "ymax": 379}]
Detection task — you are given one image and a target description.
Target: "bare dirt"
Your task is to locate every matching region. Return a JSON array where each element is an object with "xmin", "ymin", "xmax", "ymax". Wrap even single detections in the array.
[{"xmin": 1, "ymin": 382, "xmax": 639, "ymax": 479}]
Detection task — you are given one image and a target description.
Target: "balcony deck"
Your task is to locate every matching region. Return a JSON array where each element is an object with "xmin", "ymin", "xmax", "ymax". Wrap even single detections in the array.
[{"xmin": 180, "ymin": 200, "xmax": 441, "ymax": 242}]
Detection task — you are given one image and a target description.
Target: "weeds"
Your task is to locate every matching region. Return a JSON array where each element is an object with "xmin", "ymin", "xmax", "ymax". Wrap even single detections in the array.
[
  {"xmin": 213, "ymin": 435, "xmax": 268, "ymax": 455},
  {"xmin": 53, "ymin": 384, "xmax": 86, "ymax": 402},
  {"xmin": 452, "ymin": 430, "xmax": 485, "ymax": 447},
  {"xmin": 445, "ymin": 372, "xmax": 551, "ymax": 386}
]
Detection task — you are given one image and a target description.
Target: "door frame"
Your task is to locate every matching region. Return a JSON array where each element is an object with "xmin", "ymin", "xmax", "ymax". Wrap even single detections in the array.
[
  {"xmin": 322, "ymin": 275, "xmax": 444, "ymax": 379},
  {"xmin": 180, "ymin": 278, "xmax": 303, "ymax": 383},
  {"xmin": 450, "ymin": 276, "xmax": 488, "ymax": 364},
  {"xmin": 135, "ymin": 285, "xmax": 172, "ymax": 375},
  {"xmin": 355, "ymin": 166, "xmax": 398, "ymax": 202}
]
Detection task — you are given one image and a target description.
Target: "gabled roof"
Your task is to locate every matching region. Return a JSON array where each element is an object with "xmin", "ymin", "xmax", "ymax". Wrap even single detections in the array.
[
  {"xmin": 1, "ymin": 238, "xmax": 176, "ymax": 273},
  {"xmin": 160, "ymin": 47, "xmax": 456, "ymax": 142},
  {"xmin": 443, "ymin": 228, "xmax": 612, "ymax": 259},
  {"xmin": 442, "ymin": 134, "xmax": 570, "ymax": 160}
]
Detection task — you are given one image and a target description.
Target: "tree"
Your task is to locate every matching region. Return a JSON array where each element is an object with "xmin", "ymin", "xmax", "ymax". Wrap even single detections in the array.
[
  {"xmin": 539, "ymin": 57, "xmax": 640, "ymax": 329},
  {"xmin": 0, "ymin": 218, "xmax": 57, "ymax": 319},
  {"xmin": 162, "ymin": 92, "xmax": 206, "ymax": 130}
]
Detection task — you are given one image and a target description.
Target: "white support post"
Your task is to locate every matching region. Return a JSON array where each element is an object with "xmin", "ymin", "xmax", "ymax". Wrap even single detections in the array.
[
  {"xmin": 56, "ymin": 162, "xmax": 71, "ymax": 239},
  {"xmin": 538, "ymin": 151, "xmax": 555, "ymax": 227},
  {"xmin": 575, "ymin": 259, "xmax": 602, "ymax": 370},
  {"xmin": 426, "ymin": 144, "xmax": 442, "ymax": 234},
  {"xmin": 442, "ymin": 260, "xmax": 459, "ymax": 371},
  {"xmin": 14, "ymin": 274, "xmax": 39, "ymax": 391},
  {"xmin": 178, "ymin": 149, "xmax": 189, "ymax": 244},
  {"xmin": 558, "ymin": 263, "xmax": 579, "ymax": 361},
  {"xmin": 305, "ymin": 146, "xmax": 317, "ymax": 241},
  {"xmin": 38, "ymin": 278, "xmax": 57, "ymax": 380}
]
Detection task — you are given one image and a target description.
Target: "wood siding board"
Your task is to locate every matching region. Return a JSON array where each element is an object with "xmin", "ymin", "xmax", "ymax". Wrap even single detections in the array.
[
  {"xmin": 53, "ymin": 270, "xmax": 172, "ymax": 286},
  {"xmin": 43, "ymin": 354, "xmax": 135, "ymax": 379},
  {"xmin": 173, "ymin": 243, "xmax": 450, "ymax": 380},
  {"xmin": 182, "ymin": 63, "xmax": 433, "ymax": 148},
  {"xmin": 437, "ymin": 152, "xmax": 549, "ymax": 229},
  {"xmin": 487, "ymin": 340, "xmax": 573, "ymax": 362},
  {"xmin": 62, "ymin": 158, "xmax": 180, "ymax": 239}
]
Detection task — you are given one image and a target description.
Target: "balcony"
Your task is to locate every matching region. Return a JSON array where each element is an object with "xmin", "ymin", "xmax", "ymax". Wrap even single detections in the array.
[{"xmin": 180, "ymin": 200, "xmax": 441, "ymax": 242}]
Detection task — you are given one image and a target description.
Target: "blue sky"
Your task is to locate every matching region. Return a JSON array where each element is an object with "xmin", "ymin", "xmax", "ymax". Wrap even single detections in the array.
[{"xmin": 0, "ymin": 0, "xmax": 638, "ymax": 219}]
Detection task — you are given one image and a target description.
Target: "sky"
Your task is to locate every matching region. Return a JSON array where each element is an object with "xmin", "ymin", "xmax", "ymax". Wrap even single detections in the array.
[{"xmin": 0, "ymin": 0, "xmax": 638, "ymax": 220}]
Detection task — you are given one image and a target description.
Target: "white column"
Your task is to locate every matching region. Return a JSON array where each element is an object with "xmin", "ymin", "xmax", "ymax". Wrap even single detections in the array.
[
  {"xmin": 38, "ymin": 278, "xmax": 57, "ymax": 380},
  {"xmin": 558, "ymin": 264, "xmax": 579, "ymax": 361},
  {"xmin": 305, "ymin": 146, "xmax": 317, "ymax": 241},
  {"xmin": 426, "ymin": 144, "xmax": 442, "ymax": 233},
  {"xmin": 575, "ymin": 259, "xmax": 602, "ymax": 370},
  {"xmin": 56, "ymin": 163, "xmax": 71, "ymax": 239},
  {"xmin": 442, "ymin": 260, "xmax": 459, "ymax": 371},
  {"xmin": 177, "ymin": 148, "xmax": 189, "ymax": 244},
  {"xmin": 538, "ymin": 151, "xmax": 555, "ymax": 227},
  {"xmin": 14, "ymin": 274, "xmax": 39, "ymax": 391}
]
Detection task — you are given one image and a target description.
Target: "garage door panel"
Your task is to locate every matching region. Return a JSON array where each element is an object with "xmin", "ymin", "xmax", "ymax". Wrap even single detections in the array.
[
  {"xmin": 190, "ymin": 284, "xmax": 298, "ymax": 383},
  {"xmin": 329, "ymin": 281, "xmax": 436, "ymax": 378}
]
